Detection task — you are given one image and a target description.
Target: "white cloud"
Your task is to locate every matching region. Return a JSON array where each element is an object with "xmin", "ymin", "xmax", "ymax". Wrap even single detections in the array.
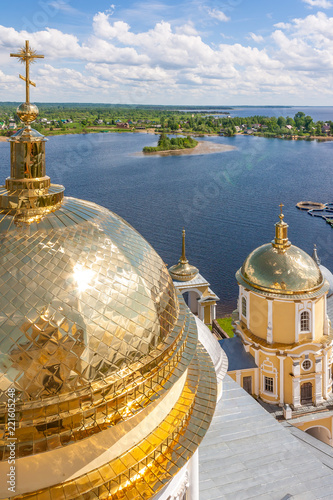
[
  {"xmin": 302, "ymin": 0, "xmax": 333, "ymax": 8},
  {"xmin": 249, "ymin": 32, "xmax": 264, "ymax": 43},
  {"xmin": 207, "ymin": 8, "xmax": 230, "ymax": 22},
  {"xmin": 2, "ymin": 8, "xmax": 333, "ymax": 103}
]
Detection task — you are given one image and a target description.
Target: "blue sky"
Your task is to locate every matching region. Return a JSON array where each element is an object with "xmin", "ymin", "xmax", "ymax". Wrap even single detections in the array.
[{"xmin": 1, "ymin": 0, "xmax": 333, "ymax": 104}]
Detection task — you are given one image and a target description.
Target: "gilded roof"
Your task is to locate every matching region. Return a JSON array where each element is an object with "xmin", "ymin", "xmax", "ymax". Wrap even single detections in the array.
[
  {"xmin": 0, "ymin": 197, "xmax": 179, "ymax": 403},
  {"xmin": 237, "ymin": 208, "xmax": 325, "ymax": 296},
  {"xmin": 169, "ymin": 229, "xmax": 199, "ymax": 282},
  {"xmin": 238, "ymin": 243, "xmax": 324, "ymax": 295},
  {"xmin": 0, "ymin": 41, "xmax": 218, "ymax": 500}
]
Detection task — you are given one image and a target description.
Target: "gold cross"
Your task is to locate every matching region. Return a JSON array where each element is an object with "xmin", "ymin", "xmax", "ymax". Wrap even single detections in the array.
[
  {"xmin": 10, "ymin": 40, "xmax": 44, "ymax": 103},
  {"xmin": 279, "ymin": 203, "xmax": 284, "ymax": 221}
]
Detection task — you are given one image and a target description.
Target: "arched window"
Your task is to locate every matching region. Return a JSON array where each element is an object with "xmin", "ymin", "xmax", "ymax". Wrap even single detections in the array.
[
  {"xmin": 300, "ymin": 311, "xmax": 310, "ymax": 332},
  {"xmin": 242, "ymin": 297, "xmax": 247, "ymax": 317}
]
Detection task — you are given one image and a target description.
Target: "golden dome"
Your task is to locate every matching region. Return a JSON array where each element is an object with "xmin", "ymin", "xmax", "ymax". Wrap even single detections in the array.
[
  {"xmin": 238, "ymin": 243, "xmax": 324, "ymax": 294},
  {"xmin": 0, "ymin": 41, "xmax": 218, "ymax": 500},
  {"xmin": 237, "ymin": 208, "xmax": 324, "ymax": 296},
  {"xmin": 169, "ymin": 229, "xmax": 199, "ymax": 282},
  {"xmin": 0, "ymin": 198, "xmax": 179, "ymax": 402}
]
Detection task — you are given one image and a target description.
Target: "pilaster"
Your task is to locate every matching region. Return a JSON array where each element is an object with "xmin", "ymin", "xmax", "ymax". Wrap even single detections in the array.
[
  {"xmin": 292, "ymin": 360, "xmax": 301, "ymax": 407},
  {"xmin": 277, "ymin": 355, "xmax": 284, "ymax": 406},
  {"xmin": 314, "ymin": 356, "xmax": 323, "ymax": 405},
  {"xmin": 267, "ymin": 299, "xmax": 273, "ymax": 344}
]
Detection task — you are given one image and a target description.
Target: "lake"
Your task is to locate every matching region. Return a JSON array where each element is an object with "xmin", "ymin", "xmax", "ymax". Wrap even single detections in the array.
[
  {"xmin": 0, "ymin": 131, "xmax": 332, "ymax": 315},
  {"xmin": 183, "ymin": 106, "xmax": 333, "ymax": 122}
]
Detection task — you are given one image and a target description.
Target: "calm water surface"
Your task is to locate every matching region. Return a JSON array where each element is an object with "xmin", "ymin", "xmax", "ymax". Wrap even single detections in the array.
[
  {"xmin": 0, "ymin": 132, "xmax": 332, "ymax": 314},
  {"xmin": 184, "ymin": 106, "xmax": 333, "ymax": 122}
]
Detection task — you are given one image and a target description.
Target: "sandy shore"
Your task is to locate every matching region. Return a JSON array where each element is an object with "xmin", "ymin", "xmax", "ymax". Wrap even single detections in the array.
[
  {"xmin": 139, "ymin": 141, "xmax": 236, "ymax": 157},
  {"xmin": 0, "ymin": 136, "xmax": 8, "ymax": 142}
]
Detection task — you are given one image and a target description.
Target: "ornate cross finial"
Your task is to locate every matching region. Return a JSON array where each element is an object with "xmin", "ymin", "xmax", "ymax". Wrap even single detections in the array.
[
  {"xmin": 10, "ymin": 40, "xmax": 44, "ymax": 103},
  {"xmin": 279, "ymin": 203, "xmax": 284, "ymax": 222}
]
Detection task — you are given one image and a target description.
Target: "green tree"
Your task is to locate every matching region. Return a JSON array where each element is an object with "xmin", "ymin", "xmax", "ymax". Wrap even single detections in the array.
[
  {"xmin": 277, "ymin": 116, "xmax": 286, "ymax": 128},
  {"xmin": 304, "ymin": 116, "xmax": 313, "ymax": 132},
  {"xmin": 294, "ymin": 112, "xmax": 305, "ymax": 128}
]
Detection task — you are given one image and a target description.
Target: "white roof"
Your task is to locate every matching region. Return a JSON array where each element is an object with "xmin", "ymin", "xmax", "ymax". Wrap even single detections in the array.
[
  {"xmin": 199, "ymin": 375, "xmax": 333, "ymax": 499},
  {"xmin": 320, "ymin": 264, "xmax": 333, "ymax": 296},
  {"xmin": 172, "ymin": 272, "xmax": 209, "ymax": 288}
]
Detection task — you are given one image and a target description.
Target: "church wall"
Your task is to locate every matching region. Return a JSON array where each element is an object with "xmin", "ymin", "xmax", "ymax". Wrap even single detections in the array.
[
  {"xmin": 225, "ymin": 369, "xmax": 257, "ymax": 395},
  {"xmin": 314, "ymin": 297, "xmax": 324, "ymax": 342},
  {"xmin": 272, "ymin": 301, "xmax": 295, "ymax": 344},
  {"xmin": 249, "ymin": 293, "xmax": 267, "ymax": 339},
  {"xmin": 204, "ymin": 305, "xmax": 210, "ymax": 324},
  {"xmin": 240, "ymin": 368, "xmax": 257, "ymax": 394},
  {"xmin": 258, "ymin": 351, "xmax": 280, "ymax": 403},
  {"xmin": 293, "ymin": 415, "xmax": 332, "ymax": 446}
]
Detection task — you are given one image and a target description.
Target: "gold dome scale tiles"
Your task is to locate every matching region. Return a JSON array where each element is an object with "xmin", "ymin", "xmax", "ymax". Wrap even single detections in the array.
[
  {"xmin": 237, "ymin": 206, "xmax": 325, "ymax": 296},
  {"xmin": 0, "ymin": 41, "xmax": 217, "ymax": 500}
]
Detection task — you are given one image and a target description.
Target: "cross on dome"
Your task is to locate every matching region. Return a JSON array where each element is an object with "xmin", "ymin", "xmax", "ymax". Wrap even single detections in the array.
[{"xmin": 10, "ymin": 40, "xmax": 44, "ymax": 103}]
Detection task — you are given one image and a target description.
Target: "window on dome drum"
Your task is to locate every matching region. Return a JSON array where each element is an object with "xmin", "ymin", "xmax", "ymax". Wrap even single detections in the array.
[
  {"xmin": 300, "ymin": 311, "xmax": 310, "ymax": 332},
  {"xmin": 264, "ymin": 376, "xmax": 274, "ymax": 393},
  {"xmin": 302, "ymin": 359, "xmax": 311, "ymax": 371},
  {"xmin": 242, "ymin": 297, "xmax": 247, "ymax": 317}
]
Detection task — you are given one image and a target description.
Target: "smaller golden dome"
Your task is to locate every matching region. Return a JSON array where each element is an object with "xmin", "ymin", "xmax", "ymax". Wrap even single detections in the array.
[
  {"xmin": 17, "ymin": 102, "xmax": 39, "ymax": 125},
  {"xmin": 237, "ymin": 207, "xmax": 324, "ymax": 295},
  {"xmin": 169, "ymin": 229, "xmax": 199, "ymax": 282}
]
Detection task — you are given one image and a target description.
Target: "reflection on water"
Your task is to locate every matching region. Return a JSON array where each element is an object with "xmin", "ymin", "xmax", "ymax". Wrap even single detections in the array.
[{"xmin": 0, "ymin": 131, "xmax": 332, "ymax": 315}]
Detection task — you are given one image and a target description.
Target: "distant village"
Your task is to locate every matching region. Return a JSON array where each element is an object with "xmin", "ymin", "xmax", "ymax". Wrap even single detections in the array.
[{"xmin": 0, "ymin": 106, "xmax": 332, "ymax": 140}]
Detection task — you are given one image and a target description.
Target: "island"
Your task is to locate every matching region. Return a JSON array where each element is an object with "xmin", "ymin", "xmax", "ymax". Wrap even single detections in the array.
[
  {"xmin": 143, "ymin": 133, "xmax": 198, "ymax": 153},
  {"xmin": 139, "ymin": 133, "xmax": 236, "ymax": 156}
]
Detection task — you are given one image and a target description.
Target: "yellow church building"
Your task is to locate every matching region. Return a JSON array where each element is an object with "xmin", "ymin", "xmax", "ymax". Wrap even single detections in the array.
[{"xmin": 222, "ymin": 207, "xmax": 333, "ymax": 426}]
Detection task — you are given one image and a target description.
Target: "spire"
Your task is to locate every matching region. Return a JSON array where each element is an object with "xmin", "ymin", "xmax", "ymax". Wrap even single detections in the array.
[
  {"xmin": 312, "ymin": 244, "xmax": 321, "ymax": 266},
  {"xmin": 0, "ymin": 40, "xmax": 64, "ymax": 223},
  {"xmin": 181, "ymin": 228, "xmax": 187, "ymax": 263},
  {"xmin": 169, "ymin": 229, "xmax": 199, "ymax": 282},
  {"xmin": 271, "ymin": 203, "xmax": 291, "ymax": 252}
]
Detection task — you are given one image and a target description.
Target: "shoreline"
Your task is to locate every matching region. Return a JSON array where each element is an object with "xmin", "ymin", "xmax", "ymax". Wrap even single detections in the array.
[
  {"xmin": 1, "ymin": 129, "xmax": 333, "ymax": 144},
  {"xmin": 138, "ymin": 141, "xmax": 236, "ymax": 157}
]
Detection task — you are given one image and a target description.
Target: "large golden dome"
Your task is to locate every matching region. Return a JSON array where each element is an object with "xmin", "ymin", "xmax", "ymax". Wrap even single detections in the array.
[
  {"xmin": 0, "ymin": 197, "xmax": 179, "ymax": 403},
  {"xmin": 237, "ymin": 208, "xmax": 325, "ymax": 296},
  {"xmin": 0, "ymin": 41, "xmax": 217, "ymax": 500}
]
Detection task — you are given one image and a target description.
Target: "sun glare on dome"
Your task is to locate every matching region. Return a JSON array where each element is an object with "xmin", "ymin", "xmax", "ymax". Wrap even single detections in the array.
[{"xmin": 73, "ymin": 263, "xmax": 95, "ymax": 292}]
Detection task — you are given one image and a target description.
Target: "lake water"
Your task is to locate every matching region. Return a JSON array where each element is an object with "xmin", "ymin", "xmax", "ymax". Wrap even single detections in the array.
[
  {"xmin": 0, "ymin": 131, "xmax": 332, "ymax": 315},
  {"xmin": 184, "ymin": 106, "xmax": 333, "ymax": 122}
]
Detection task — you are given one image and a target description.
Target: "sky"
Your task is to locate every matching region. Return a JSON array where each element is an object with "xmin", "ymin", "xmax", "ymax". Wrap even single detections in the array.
[{"xmin": 1, "ymin": 0, "xmax": 333, "ymax": 105}]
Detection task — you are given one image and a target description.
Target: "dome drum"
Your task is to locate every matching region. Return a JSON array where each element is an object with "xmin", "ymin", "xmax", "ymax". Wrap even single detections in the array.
[{"xmin": 0, "ymin": 291, "xmax": 198, "ymax": 459}]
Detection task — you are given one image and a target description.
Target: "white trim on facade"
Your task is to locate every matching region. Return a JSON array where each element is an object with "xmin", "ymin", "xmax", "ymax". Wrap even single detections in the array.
[
  {"xmin": 239, "ymin": 286, "xmax": 250, "ymax": 329},
  {"xmin": 267, "ymin": 299, "xmax": 273, "ymax": 344},
  {"xmin": 277, "ymin": 355, "xmax": 284, "ymax": 405},
  {"xmin": 260, "ymin": 358, "xmax": 278, "ymax": 398}
]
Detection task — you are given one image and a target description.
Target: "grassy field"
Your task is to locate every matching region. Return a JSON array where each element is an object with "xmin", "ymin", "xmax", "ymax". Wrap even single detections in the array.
[
  {"xmin": 208, "ymin": 316, "xmax": 234, "ymax": 337},
  {"xmin": 216, "ymin": 317, "xmax": 234, "ymax": 337}
]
